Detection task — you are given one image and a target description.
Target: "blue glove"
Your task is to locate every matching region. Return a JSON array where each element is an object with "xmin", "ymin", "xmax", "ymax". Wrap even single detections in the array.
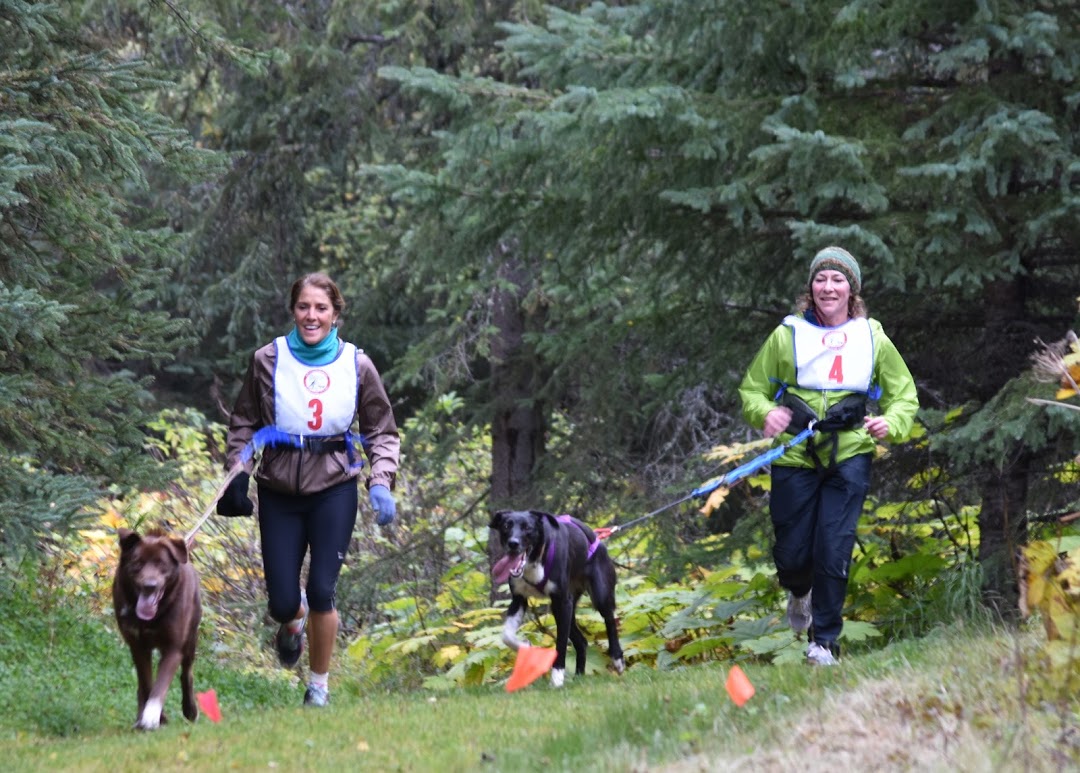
[{"xmin": 369, "ymin": 484, "xmax": 396, "ymax": 526}]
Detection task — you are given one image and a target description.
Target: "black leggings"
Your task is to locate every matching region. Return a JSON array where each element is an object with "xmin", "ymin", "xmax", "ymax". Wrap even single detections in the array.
[{"xmin": 257, "ymin": 479, "xmax": 358, "ymax": 622}]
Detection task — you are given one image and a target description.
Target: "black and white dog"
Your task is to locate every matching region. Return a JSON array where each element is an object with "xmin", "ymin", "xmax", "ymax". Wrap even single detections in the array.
[{"xmin": 489, "ymin": 509, "xmax": 625, "ymax": 686}]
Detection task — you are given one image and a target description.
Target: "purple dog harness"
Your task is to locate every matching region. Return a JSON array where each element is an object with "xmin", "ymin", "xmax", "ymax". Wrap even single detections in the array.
[{"xmin": 539, "ymin": 514, "xmax": 600, "ymax": 580}]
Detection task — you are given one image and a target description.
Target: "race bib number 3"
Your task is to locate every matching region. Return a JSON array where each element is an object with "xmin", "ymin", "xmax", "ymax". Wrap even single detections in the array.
[{"xmin": 273, "ymin": 337, "xmax": 359, "ymax": 435}]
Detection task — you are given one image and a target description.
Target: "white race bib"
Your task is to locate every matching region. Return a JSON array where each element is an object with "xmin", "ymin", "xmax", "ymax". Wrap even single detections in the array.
[
  {"xmin": 783, "ymin": 316, "xmax": 874, "ymax": 392},
  {"xmin": 273, "ymin": 337, "xmax": 358, "ymax": 436}
]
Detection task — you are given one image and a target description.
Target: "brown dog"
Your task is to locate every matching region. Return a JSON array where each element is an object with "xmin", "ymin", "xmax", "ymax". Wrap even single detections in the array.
[{"xmin": 113, "ymin": 527, "xmax": 202, "ymax": 730}]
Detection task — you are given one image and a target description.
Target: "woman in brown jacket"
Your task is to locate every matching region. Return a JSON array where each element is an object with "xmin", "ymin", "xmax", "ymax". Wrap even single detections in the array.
[{"xmin": 217, "ymin": 272, "xmax": 400, "ymax": 706}]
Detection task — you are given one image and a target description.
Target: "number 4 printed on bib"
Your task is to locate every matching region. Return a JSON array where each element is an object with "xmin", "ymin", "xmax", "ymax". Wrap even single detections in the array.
[{"xmin": 828, "ymin": 356, "xmax": 844, "ymax": 384}]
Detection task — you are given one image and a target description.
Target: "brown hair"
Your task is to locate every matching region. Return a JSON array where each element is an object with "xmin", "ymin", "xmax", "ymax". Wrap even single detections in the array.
[{"xmin": 289, "ymin": 272, "xmax": 346, "ymax": 317}]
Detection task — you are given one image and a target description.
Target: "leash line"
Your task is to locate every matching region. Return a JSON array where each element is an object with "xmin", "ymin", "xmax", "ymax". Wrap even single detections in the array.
[
  {"xmin": 184, "ymin": 461, "xmax": 244, "ymax": 548},
  {"xmin": 594, "ymin": 425, "xmax": 816, "ymax": 541}
]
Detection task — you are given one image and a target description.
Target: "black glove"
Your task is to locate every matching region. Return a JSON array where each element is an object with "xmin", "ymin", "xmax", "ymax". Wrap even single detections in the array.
[{"xmin": 216, "ymin": 472, "xmax": 254, "ymax": 516}]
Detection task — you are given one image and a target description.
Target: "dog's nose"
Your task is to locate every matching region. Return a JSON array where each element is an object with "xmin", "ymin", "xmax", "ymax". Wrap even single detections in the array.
[{"xmin": 507, "ymin": 538, "xmax": 520, "ymax": 551}]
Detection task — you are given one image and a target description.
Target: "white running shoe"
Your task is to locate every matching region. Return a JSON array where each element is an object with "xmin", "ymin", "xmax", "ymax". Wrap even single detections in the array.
[
  {"xmin": 806, "ymin": 641, "xmax": 837, "ymax": 666},
  {"xmin": 786, "ymin": 590, "xmax": 812, "ymax": 633},
  {"xmin": 303, "ymin": 683, "xmax": 329, "ymax": 707}
]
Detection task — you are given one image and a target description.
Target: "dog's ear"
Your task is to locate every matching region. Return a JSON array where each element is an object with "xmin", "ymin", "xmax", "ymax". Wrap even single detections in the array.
[
  {"xmin": 166, "ymin": 536, "xmax": 191, "ymax": 565},
  {"xmin": 118, "ymin": 528, "xmax": 140, "ymax": 551},
  {"xmin": 489, "ymin": 509, "xmax": 509, "ymax": 529},
  {"xmin": 530, "ymin": 510, "xmax": 559, "ymax": 530}
]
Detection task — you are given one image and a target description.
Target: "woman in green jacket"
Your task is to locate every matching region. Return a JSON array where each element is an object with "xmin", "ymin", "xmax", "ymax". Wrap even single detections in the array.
[{"xmin": 739, "ymin": 246, "xmax": 919, "ymax": 666}]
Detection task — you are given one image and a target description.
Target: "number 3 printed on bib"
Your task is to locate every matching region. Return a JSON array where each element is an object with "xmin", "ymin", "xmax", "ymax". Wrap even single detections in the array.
[{"xmin": 308, "ymin": 398, "xmax": 323, "ymax": 431}]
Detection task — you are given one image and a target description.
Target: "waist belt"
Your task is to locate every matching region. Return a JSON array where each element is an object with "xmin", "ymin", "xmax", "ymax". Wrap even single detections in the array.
[
  {"xmin": 242, "ymin": 427, "xmax": 365, "ymax": 472},
  {"xmin": 780, "ymin": 392, "xmax": 867, "ymax": 474},
  {"xmin": 297, "ymin": 437, "xmax": 347, "ymax": 453}
]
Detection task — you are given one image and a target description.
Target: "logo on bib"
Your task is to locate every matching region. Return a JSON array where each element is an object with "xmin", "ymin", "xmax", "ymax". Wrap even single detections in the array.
[
  {"xmin": 821, "ymin": 331, "xmax": 848, "ymax": 351},
  {"xmin": 303, "ymin": 369, "xmax": 331, "ymax": 394}
]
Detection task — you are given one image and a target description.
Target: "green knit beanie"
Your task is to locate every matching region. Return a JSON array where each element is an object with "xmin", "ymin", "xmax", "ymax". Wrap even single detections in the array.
[{"xmin": 808, "ymin": 246, "xmax": 861, "ymax": 294}]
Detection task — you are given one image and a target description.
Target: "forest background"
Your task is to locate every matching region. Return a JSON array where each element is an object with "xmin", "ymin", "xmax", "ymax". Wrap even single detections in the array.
[{"xmin": 2, "ymin": 0, "xmax": 1080, "ymax": 736}]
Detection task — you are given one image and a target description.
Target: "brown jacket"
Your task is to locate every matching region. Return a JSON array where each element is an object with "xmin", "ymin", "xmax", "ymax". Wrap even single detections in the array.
[{"xmin": 225, "ymin": 340, "xmax": 400, "ymax": 495}]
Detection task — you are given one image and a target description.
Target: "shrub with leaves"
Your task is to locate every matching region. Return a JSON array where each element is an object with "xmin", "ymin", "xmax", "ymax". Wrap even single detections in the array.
[{"xmin": 1019, "ymin": 537, "xmax": 1080, "ymax": 701}]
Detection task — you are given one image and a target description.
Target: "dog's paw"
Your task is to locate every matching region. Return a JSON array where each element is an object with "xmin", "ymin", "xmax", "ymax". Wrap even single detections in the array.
[
  {"xmin": 501, "ymin": 613, "xmax": 524, "ymax": 650},
  {"xmin": 134, "ymin": 715, "xmax": 161, "ymax": 731},
  {"xmin": 550, "ymin": 668, "xmax": 565, "ymax": 688},
  {"xmin": 135, "ymin": 698, "xmax": 164, "ymax": 730},
  {"xmin": 611, "ymin": 656, "xmax": 625, "ymax": 675}
]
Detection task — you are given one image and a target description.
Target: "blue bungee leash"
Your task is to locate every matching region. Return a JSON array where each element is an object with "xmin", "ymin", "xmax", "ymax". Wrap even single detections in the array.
[{"xmin": 593, "ymin": 425, "xmax": 816, "ymax": 541}]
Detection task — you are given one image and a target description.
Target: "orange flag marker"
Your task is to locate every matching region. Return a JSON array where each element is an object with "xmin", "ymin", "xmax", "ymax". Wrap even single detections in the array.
[
  {"xmin": 197, "ymin": 689, "xmax": 222, "ymax": 722},
  {"xmin": 505, "ymin": 646, "xmax": 558, "ymax": 692},
  {"xmin": 725, "ymin": 665, "xmax": 755, "ymax": 707}
]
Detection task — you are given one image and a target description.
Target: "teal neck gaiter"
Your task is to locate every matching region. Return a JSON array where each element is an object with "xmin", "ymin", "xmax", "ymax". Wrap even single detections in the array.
[{"xmin": 285, "ymin": 326, "xmax": 340, "ymax": 366}]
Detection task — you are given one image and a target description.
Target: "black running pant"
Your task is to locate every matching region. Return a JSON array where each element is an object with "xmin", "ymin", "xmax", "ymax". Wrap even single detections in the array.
[
  {"xmin": 769, "ymin": 453, "xmax": 872, "ymax": 645},
  {"xmin": 257, "ymin": 479, "xmax": 358, "ymax": 622}
]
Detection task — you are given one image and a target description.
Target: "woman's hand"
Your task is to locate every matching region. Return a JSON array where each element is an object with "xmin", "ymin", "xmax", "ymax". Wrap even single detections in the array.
[
  {"xmin": 864, "ymin": 415, "xmax": 889, "ymax": 440},
  {"xmin": 763, "ymin": 407, "xmax": 793, "ymax": 438},
  {"xmin": 369, "ymin": 484, "xmax": 397, "ymax": 525},
  {"xmin": 216, "ymin": 471, "xmax": 254, "ymax": 516}
]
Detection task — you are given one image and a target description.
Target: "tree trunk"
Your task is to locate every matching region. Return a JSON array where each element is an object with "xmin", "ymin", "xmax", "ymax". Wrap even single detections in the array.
[
  {"xmin": 976, "ymin": 456, "xmax": 1029, "ymax": 619},
  {"xmin": 974, "ymin": 276, "xmax": 1033, "ymax": 619},
  {"xmin": 487, "ymin": 256, "xmax": 546, "ymax": 601},
  {"xmin": 489, "ymin": 259, "xmax": 546, "ymax": 506}
]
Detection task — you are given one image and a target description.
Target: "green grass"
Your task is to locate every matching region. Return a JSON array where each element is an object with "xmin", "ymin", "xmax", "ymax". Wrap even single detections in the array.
[{"xmin": 2, "ymin": 577, "xmax": 1077, "ymax": 772}]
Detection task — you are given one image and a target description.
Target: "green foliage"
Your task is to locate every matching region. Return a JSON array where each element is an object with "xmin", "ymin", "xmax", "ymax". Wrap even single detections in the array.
[
  {"xmin": 342, "ymin": 452, "xmax": 988, "ymax": 691},
  {"xmin": 330, "ymin": 392, "xmax": 495, "ymax": 636},
  {"xmin": 1019, "ymin": 537, "xmax": 1080, "ymax": 704},
  {"xmin": 45, "ymin": 0, "xmax": 1080, "ymax": 631},
  {"xmin": 0, "ymin": 0, "xmax": 222, "ymax": 558},
  {"xmin": 353, "ymin": 1, "xmax": 1080, "ymax": 580}
]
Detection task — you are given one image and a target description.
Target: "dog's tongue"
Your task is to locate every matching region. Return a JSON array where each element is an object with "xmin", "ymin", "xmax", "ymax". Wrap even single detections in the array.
[
  {"xmin": 491, "ymin": 555, "xmax": 513, "ymax": 584},
  {"xmin": 136, "ymin": 589, "xmax": 163, "ymax": 621},
  {"xmin": 491, "ymin": 554, "xmax": 526, "ymax": 584}
]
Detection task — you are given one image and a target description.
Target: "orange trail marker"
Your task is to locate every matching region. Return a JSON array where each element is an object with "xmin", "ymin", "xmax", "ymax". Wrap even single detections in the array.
[
  {"xmin": 505, "ymin": 646, "xmax": 558, "ymax": 692},
  {"xmin": 197, "ymin": 689, "xmax": 222, "ymax": 722},
  {"xmin": 725, "ymin": 665, "xmax": 755, "ymax": 707}
]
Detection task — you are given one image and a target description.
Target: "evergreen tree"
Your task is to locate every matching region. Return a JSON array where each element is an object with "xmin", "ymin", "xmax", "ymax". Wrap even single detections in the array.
[
  {"xmin": 0, "ymin": 0, "xmax": 220, "ymax": 554},
  {"xmin": 366, "ymin": 1, "xmax": 1080, "ymax": 597},
  {"xmin": 76, "ymin": 0, "xmax": 587, "ymax": 408}
]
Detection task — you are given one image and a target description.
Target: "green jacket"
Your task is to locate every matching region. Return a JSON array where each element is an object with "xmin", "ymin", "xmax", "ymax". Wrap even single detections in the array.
[{"xmin": 738, "ymin": 315, "xmax": 919, "ymax": 468}]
